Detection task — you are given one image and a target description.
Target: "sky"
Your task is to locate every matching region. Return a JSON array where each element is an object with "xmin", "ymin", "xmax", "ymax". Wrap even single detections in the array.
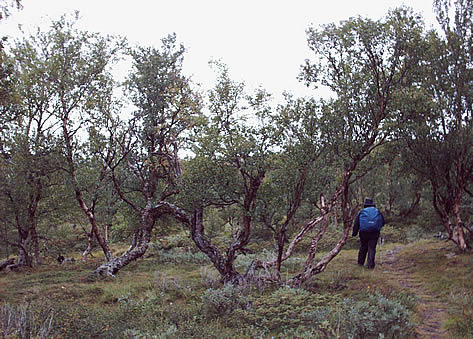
[{"xmin": 1, "ymin": 0, "xmax": 437, "ymax": 100}]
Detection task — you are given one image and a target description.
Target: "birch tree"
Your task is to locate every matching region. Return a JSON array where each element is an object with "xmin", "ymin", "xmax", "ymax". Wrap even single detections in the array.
[
  {"xmin": 401, "ymin": 0, "xmax": 473, "ymax": 250},
  {"xmin": 94, "ymin": 34, "xmax": 203, "ymax": 276}
]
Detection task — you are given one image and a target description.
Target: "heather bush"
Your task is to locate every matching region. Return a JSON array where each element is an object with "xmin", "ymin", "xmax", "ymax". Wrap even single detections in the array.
[
  {"xmin": 303, "ymin": 292, "xmax": 415, "ymax": 338},
  {"xmin": 380, "ymin": 224, "xmax": 406, "ymax": 244},
  {"xmin": 0, "ymin": 303, "xmax": 54, "ymax": 339},
  {"xmin": 149, "ymin": 246, "xmax": 210, "ymax": 265},
  {"xmin": 153, "ymin": 231, "xmax": 194, "ymax": 250},
  {"xmin": 200, "ymin": 284, "xmax": 251, "ymax": 318},
  {"xmin": 445, "ymin": 290, "xmax": 473, "ymax": 338},
  {"xmin": 247, "ymin": 286, "xmax": 338, "ymax": 333}
]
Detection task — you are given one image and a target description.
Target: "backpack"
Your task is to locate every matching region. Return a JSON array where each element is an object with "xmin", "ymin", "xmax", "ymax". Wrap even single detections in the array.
[{"xmin": 359, "ymin": 207, "xmax": 383, "ymax": 232}]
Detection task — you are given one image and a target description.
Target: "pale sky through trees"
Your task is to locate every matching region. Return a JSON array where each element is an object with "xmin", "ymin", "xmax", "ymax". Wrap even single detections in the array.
[{"xmin": 1, "ymin": 0, "xmax": 437, "ymax": 100}]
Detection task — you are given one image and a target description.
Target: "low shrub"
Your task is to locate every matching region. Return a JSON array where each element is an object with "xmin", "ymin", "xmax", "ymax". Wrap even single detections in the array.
[
  {"xmin": 153, "ymin": 271, "xmax": 195, "ymax": 302},
  {"xmin": 51, "ymin": 303, "xmax": 128, "ymax": 338},
  {"xmin": 381, "ymin": 224, "xmax": 407, "ymax": 244},
  {"xmin": 445, "ymin": 290, "xmax": 473, "ymax": 338},
  {"xmin": 199, "ymin": 265, "xmax": 221, "ymax": 289},
  {"xmin": 234, "ymin": 248, "xmax": 277, "ymax": 272},
  {"xmin": 2, "ymin": 300, "xmax": 129, "ymax": 338},
  {"xmin": 149, "ymin": 246, "xmax": 210, "ymax": 265},
  {"xmin": 405, "ymin": 224, "xmax": 430, "ymax": 242},
  {"xmin": 200, "ymin": 284, "xmax": 251, "ymax": 319},
  {"xmin": 247, "ymin": 286, "xmax": 339, "ymax": 333},
  {"xmin": 0, "ymin": 303, "xmax": 54, "ymax": 339},
  {"xmin": 303, "ymin": 292, "xmax": 415, "ymax": 338},
  {"xmin": 153, "ymin": 231, "xmax": 194, "ymax": 251},
  {"xmin": 108, "ymin": 221, "xmax": 134, "ymax": 243},
  {"xmin": 387, "ymin": 290, "xmax": 418, "ymax": 312}
]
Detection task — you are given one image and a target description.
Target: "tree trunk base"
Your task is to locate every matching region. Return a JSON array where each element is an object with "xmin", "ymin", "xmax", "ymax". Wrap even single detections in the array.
[
  {"xmin": 93, "ymin": 260, "xmax": 120, "ymax": 277},
  {"xmin": 0, "ymin": 258, "xmax": 14, "ymax": 271},
  {"xmin": 6, "ymin": 263, "xmax": 22, "ymax": 272}
]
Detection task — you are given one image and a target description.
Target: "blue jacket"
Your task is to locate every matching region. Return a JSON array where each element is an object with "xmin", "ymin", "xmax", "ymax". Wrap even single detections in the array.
[{"xmin": 352, "ymin": 207, "xmax": 385, "ymax": 236}]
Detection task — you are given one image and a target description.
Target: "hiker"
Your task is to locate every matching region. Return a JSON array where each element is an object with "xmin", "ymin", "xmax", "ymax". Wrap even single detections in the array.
[{"xmin": 352, "ymin": 198, "xmax": 385, "ymax": 269}]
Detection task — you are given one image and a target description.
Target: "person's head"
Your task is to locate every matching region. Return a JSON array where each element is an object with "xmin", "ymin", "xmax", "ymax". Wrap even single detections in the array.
[{"xmin": 363, "ymin": 198, "xmax": 376, "ymax": 208}]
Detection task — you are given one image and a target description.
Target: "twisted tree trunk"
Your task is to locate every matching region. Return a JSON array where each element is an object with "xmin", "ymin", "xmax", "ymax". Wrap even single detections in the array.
[
  {"xmin": 94, "ymin": 204, "xmax": 156, "ymax": 276},
  {"xmin": 452, "ymin": 198, "xmax": 468, "ymax": 251},
  {"xmin": 17, "ymin": 234, "xmax": 32, "ymax": 267},
  {"xmin": 289, "ymin": 179, "xmax": 352, "ymax": 286},
  {"xmin": 81, "ymin": 226, "xmax": 94, "ymax": 261}
]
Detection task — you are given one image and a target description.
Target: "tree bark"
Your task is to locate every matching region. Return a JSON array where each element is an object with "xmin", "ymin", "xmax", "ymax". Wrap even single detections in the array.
[
  {"xmin": 28, "ymin": 177, "xmax": 42, "ymax": 265},
  {"xmin": 245, "ymin": 174, "xmax": 349, "ymax": 284},
  {"xmin": 290, "ymin": 226, "xmax": 350, "ymax": 286},
  {"xmin": 274, "ymin": 168, "xmax": 307, "ymax": 280},
  {"xmin": 290, "ymin": 178, "xmax": 352, "ymax": 286},
  {"xmin": 305, "ymin": 211, "xmax": 330, "ymax": 268},
  {"xmin": 93, "ymin": 203, "xmax": 156, "ymax": 276},
  {"xmin": 452, "ymin": 198, "xmax": 468, "ymax": 251},
  {"xmin": 105, "ymin": 223, "xmax": 110, "ymax": 243},
  {"xmin": 81, "ymin": 226, "xmax": 94, "ymax": 261},
  {"xmin": 3, "ymin": 222, "xmax": 8, "ymax": 259},
  {"xmin": 399, "ymin": 191, "xmax": 421, "ymax": 217},
  {"xmin": 99, "ymin": 200, "xmax": 244, "ymax": 284},
  {"xmin": 94, "ymin": 228, "xmax": 152, "ymax": 276},
  {"xmin": 62, "ymin": 113, "xmax": 114, "ymax": 263},
  {"xmin": 0, "ymin": 258, "xmax": 14, "ymax": 271},
  {"xmin": 17, "ymin": 235, "xmax": 32, "ymax": 267},
  {"xmin": 74, "ymin": 189, "xmax": 113, "ymax": 261},
  {"xmin": 30, "ymin": 226, "xmax": 41, "ymax": 265},
  {"xmin": 220, "ymin": 172, "xmax": 264, "ymax": 283},
  {"xmin": 186, "ymin": 206, "xmax": 245, "ymax": 284}
]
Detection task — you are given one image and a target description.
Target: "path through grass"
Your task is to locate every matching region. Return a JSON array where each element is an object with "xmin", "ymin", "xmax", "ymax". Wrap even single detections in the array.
[
  {"xmin": 378, "ymin": 239, "xmax": 473, "ymax": 339},
  {"xmin": 382, "ymin": 245, "xmax": 449, "ymax": 338}
]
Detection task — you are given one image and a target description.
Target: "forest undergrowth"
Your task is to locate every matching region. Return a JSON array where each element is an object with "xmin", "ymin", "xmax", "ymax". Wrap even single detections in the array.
[{"xmin": 0, "ymin": 237, "xmax": 472, "ymax": 338}]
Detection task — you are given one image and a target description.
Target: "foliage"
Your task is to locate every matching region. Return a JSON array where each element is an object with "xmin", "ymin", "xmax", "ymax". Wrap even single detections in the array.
[
  {"xmin": 0, "ymin": 0, "xmax": 21, "ymax": 21},
  {"xmin": 41, "ymin": 224, "xmax": 87, "ymax": 258},
  {"xmin": 399, "ymin": 0, "xmax": 473, "ymax": 251},
  {"xmin": 147, "ymin": 231, "xmax": 211, "ymax": 265},
  {"xmin": 86, "ymin": 32, "xmax": 205, "ymax": 275},
  {"xmin": 149, "ymin": 246, "xmax": 210, "ymax": 265},
  {"xmin": 246, "ymin": 286, "xmax": 339, "ymax": 333},
  {"xmin": 1, "ymin": 288, "xmax": 414, "ymax": 338},
  {"xmin": 108, "ymin": 215, "xmax": 135, "ymax": 243},
  {"xmin": 303, "ymin": 292, "xmax": 414, "ymax": 338},
  {"xmin": 0, "ymin": 303, "xmax": 54, "ymax": 338},
  {"xmin": 1, "ymin": 238, "xmax": 471, "ymax": 338},
  {"xmin": 154, "ymin": 231, "xmax": 195, "ymax": 250},
  {"xmin": 175, "ymin": 61, "xmax": 278, "ymax": 282},
  {"xmin": 233, "ymin": 248, "xmax": 279, "ymax": 271},
  {"xmin": 0, "ymin": 0, "xmax": 467, "ymax": 287},
  {"xmin": 120, "ymin": 33, "xmax": 203, "ymax": 208},
  {"xmin": 378, "ymin": 224, "xmax": 406, "ymax": 244},
  {"xmin": 200, "ymin": 284, "xmax": 251, "ymax": 318},
  {"xmin": 445, "ymin": 290, "xmax": 473, "ymax": 338}
]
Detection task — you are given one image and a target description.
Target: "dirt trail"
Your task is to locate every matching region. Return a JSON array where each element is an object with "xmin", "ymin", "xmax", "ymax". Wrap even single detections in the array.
[{"xmin": 380, "ymin": 246, "xmax": 450, "ymax": 339}]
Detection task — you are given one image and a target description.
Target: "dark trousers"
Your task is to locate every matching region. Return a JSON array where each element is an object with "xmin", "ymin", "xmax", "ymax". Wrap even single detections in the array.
[{"xmin": 358, "ymin": 230, "xmax": 380, "ymax": 269}]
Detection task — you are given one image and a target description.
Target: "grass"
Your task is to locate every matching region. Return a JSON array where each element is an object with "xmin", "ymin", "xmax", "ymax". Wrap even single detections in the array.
[
  {"xmin": 0, "ymin": 238, "xmax": 471, "ymax": 338},
  {"xmin": 401, "ymin": 240, "xmax": 473, "ymax": 297}
]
